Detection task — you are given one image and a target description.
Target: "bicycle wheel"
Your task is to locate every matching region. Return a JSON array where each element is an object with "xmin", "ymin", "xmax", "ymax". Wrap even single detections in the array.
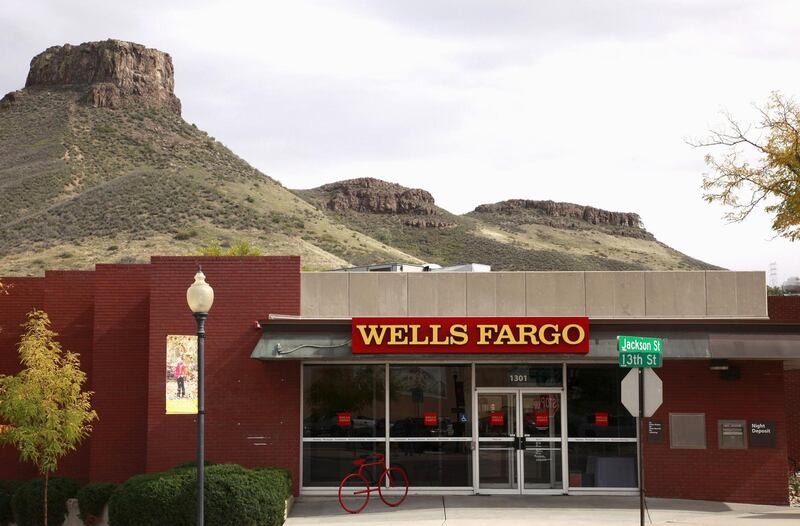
[
  {"xmin": 338, "ymin": 473, "xmax": 370, "ymax": 513},
  {"xmin": 378, "ymin": 466, "xmax": 409, "ymax": 507}
]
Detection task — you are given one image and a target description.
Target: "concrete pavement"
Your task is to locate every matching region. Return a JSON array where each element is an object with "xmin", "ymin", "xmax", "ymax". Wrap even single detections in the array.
[{"xmin": 286, "ymin": 495, "xmax": 800, "ymax": 525}]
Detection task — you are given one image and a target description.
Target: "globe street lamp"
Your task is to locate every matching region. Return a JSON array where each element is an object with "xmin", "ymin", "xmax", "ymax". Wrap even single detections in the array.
[{"xmin": 187, "ymin": 266, "xmax": 213, "ymax": 526}]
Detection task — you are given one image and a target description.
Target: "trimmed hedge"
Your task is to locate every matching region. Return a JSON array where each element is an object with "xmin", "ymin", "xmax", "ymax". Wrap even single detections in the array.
[
  {"xmin": 178, "ymin": 465, "xmax": 291, "ymax": 526},
  {"xmin": 77, "ymin": 482, "xmax": 116, "ymax": 525},
  {"xmin": 0, "ymin": 480, "xmax": 24, "ymax": 526},
  {"xmin": 108, "ymin": 470, "xmax": 192, "ymax": 526},
  {"xmin": 169, "ymin": 460, "xmax": 216, "ymax": 471},
  {"xmin": 11, "ymin": 477, "xmax": 79, "ymax": 526},
  {"xmin": 109, "ymin": 464, "xmax": 291, "ymax": 526}
]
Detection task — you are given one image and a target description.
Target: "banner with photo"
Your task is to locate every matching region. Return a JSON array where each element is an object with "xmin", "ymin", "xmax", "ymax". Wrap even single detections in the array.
[{"xmin": 166, "ymin": 335, "xmax": 198, "ymax": 414}]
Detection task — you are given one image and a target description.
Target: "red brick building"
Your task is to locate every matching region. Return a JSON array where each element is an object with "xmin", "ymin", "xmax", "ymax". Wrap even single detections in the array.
[{"xmin": 1, "ymin": 258, "xmax": 798, "ymax": 505}]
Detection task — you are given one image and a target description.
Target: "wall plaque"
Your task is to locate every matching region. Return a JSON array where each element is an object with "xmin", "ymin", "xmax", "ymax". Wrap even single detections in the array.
[
  {"xmin": 647, "ymin": 419, "xmax": 663, "ymax": 443},
  {"xmin": 749, "ymin": 421, "xmax": 776, "ymax": 448}
]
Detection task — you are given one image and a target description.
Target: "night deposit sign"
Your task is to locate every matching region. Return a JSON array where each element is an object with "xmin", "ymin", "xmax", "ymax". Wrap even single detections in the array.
[{"xmin": 351, "ymin": 317, "xmax": 590, "ymax": 354}]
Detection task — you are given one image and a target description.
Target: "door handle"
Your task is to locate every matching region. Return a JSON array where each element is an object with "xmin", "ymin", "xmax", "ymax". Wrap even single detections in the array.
[{"xmin": 514, "ymin": 437, "xmax": 527, "ymax": 450}]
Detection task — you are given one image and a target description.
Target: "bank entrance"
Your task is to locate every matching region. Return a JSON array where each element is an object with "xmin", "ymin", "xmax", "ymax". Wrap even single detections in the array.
[
  {"xmin": 476, "ymin": 389, "xmax": 564, "ymax": 494},
  {"xmin": 301, "ymin": 363, "xmax": 638, "ymax": 495}
]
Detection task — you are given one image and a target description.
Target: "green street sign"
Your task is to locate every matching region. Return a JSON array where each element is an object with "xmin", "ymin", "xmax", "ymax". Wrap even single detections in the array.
[
  {"xmin": 619, "ymin": 352, "xmax": 662, "ymax": 368},
  {"xmin": 618, "ymin": 335, "xmax": 663, "ymax": 353},
  {"xmin": 618, "ymin": 335, "xmax": 663, "ymax": 368}
]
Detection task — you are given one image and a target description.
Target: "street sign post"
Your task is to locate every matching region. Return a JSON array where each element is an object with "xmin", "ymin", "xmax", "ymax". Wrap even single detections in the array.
[{"xmin": 618, "ymin": 336, "xmax": 664, "ymax": 526}]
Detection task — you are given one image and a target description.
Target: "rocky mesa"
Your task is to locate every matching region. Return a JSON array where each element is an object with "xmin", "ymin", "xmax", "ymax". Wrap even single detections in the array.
[{"xmin": 4, "ymin": 39, "xmax": 181, "ymax": 114}]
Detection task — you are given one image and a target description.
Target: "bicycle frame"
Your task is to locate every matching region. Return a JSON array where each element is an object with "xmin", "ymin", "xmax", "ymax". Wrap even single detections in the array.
[{"xmin": 338, "ymin": 452, "xmax": 409, "ymax": 513}]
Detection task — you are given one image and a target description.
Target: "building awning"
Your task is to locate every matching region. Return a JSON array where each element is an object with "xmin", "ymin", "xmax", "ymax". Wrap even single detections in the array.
[{"xmin": 250, "ymin": 317, "xmax": 800, "ymax": 361}]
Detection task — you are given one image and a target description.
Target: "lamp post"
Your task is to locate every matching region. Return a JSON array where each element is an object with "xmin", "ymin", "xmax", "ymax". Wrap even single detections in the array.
[{"xmin": 187, "ymin": 266, "xmax": 214, "ymax": 526}]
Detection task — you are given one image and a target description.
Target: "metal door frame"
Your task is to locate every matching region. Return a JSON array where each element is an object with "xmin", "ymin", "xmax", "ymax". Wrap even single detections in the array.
[{"xmin": 474, "ymin": 387, "xmax": 567, "ymax": 495}]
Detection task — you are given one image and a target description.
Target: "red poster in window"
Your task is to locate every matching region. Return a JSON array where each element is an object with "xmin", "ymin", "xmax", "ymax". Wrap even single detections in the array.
[
  {"xmin": 489, "ymin": 411, "xmax": 505, "ymax": 427},
  {"xmin": 337, "ymin": 412, "xmax": 351, "ymax": 427},
  {"xmin": 424, "ymin": 412, "xmax": 438, "ymax": 427},
  {"xmin": 535, "ymin": 411, "xmax": 549, "ymax": 427},
  {"xmin": 595, "ymin": 412, "xmax": 609, "ymax": 427}
]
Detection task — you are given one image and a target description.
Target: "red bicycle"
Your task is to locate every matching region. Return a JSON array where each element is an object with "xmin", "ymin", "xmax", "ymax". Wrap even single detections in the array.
[{"xmin": 338, "ymin": 452, "xmax": 409, "ymax": 513}]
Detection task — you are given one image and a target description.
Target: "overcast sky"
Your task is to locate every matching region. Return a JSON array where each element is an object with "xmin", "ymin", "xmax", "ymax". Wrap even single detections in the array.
[{"xmin": 2, "ymin": 0, "xmax": 798, "ymax": 281}]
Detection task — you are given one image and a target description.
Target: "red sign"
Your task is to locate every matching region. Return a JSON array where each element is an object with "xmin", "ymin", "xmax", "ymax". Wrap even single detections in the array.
[
  {"xmin": 424, "ymin": 412, "xmax": 438, "ymax": 427},
  {"xmin": 489, "ymin": 411, "xmax": 505, "ymax": 427},
  {"xmin": 595, "ymin": 412, "xmax": 609, "ymax": 427},
  {"xmin": 535, "ymin": 411, "xmax": 549, "ymax": 427},
  {"xmin": 352, "ymin": 317, "xmax": 589, "ymax": 354},
  {"xmin": 337, "ymin": 412, "xmax": 351, "ymax": 427}
]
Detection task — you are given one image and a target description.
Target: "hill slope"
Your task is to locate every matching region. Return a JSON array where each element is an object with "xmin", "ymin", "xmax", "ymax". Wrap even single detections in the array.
[
  {"xmin": 294, "ymin": 178, "xmax": 718, "ymax": 271},
  {"xmin": 0, "ymin": 40, "xmax": 422, "ymax": 275},
  {"xmin": 0, "ymin": 40, "xmax": 717, "ymax": 275}
]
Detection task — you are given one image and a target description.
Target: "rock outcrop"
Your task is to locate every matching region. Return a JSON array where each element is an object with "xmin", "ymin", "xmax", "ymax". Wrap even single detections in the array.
[
  {"xmin": 474, "ymin": 200, "xmax": 643, "ymax": 228},
  {"xmin": 21, "ymin": 39, "xmax": 181, "ymax": 114},
  {"xmin": 472, "ymin": 199, "xmax": 652, "ymax": 239},
  {"xmin": 317, "ymin": 178, "xmax": 438, "ymax": 215}
]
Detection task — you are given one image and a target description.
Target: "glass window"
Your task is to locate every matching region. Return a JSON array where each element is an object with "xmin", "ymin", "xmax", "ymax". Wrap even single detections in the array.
[
  {"xmin": 389, "ymin": 365, "xmax": 471, "ymax": 438},
  {"xmin": 303, "ymin": 365, "xmax": 385, "ymax": 438},
  {"xmin": 566, "ymin": 365, "xmax": 635, "ymax": 438},
  {"xmin": 476, "ymin": 364, "xmax": 562, "ymax": 388},
  {"xmin": 303, "ymin": 442, "xmax": 385, "ymax": 487},
  {"xmin": 568, "ymin": 443, "xmax": 637, "ymax": 488},
  {"xmin": 389, "ymin": 442, "xmax": 471, "ymax": 487}
]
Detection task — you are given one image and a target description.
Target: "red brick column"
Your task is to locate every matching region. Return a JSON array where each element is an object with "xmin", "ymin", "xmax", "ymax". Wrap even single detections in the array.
[
  {"xmin": 145, "ymin": 256, "xmax": 302, "ymax": 494},
  {"xmin": 43, "ymin": 271, "xmax": 96, "ymax": 482},
  {"xmin": 88, "ymin": 264, "xmax": 151, "ymax": 482},
  {"xmin": 0, "ymin": 277, "xmax": 45, "ymax": 480}
]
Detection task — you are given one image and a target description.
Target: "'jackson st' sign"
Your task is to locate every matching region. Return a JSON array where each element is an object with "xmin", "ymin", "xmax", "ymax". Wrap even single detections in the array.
[{"xmin": 351, "ymin": 317, "xmax": 589, "ymax": 354}]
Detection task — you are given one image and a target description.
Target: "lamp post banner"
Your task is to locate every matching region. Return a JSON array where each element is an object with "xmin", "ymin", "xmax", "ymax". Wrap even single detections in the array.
[
  {"xmin": 166, "ymin": 335, "xmax": 199, "ymax": 414},
  {"xmin": 352, "ymin": 317, "xmax": 589, "ymax": 354}
]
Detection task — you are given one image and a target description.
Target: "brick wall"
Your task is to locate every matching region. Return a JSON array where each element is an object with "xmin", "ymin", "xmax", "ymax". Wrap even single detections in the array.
[
  {"xmin": 644, "ymin": 360, "xmax": 788, "ymax": 505},
  {"xmin": 88, "ymin": 264, "xmax": 151, "ymax": 482},
  {"xmin": 768, "ymin": 296, "xmax": 800, "ymax": 323},
  {"xmin": 43, "ymin": 271, "xmax": 96, "ymax": 482},
  {"xmin": 786, "ymin": 370, "xmax": 800, "ymax": 470},
  {"xmin": 769, "ymin": 296, "xmax": 800, "ymax": 474},
  {"xmin": 1, "ymin": 257, "xmax": 301, "ymax": 491},
  {"xmin": 145, "ymin": 256, "xmax": 301, "ymax": 493},
  {"xmin": 0, "ymin": 277, "xmax": 44, "ymax": 480}
]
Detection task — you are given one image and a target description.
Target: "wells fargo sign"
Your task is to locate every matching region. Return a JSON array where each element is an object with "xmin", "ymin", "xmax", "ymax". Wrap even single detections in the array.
[{"xmin": 352, "ymin": 317, "xmax": 589, "ymax": 354}]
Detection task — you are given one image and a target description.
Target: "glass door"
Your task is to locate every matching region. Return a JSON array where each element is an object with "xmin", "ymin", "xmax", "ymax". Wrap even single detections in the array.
[
  {"xmin": 476, "ymin": 392, "xmax": 518, "ymax": 491},
  {"xmin": 476, "ymin": 390, "xmax": 565, "ymax": 494},
  {"xmin": 520, "ymin": 392, "xmax": 563, "ymax": 492}
]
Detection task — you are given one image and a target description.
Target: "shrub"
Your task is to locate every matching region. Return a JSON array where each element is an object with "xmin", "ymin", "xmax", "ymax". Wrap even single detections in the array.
[
  {"xmin": 174, "ymin": 228, "xmax": 197, "ymax": 241},
  {"xmin": 168, "ymin": 460, "xmax": 215, "ymax": 471},
  {"xmin": 0, "ymin": 480, "xmax": 23, "ymax": 526},
  {"xmin": 11, "ymin": 477, "xmax": 79, "ymax": 526},
  {"xmin": 108, "ymin": 470, "xmax": 191, "ymax": 526},
  {"xmin": 76, "ymin": 482, "xmax": 116, "ymax": 525},
  {"xmin": 109, "ymin": 464, "xmax": 291, "ymax": 526},
  {"xmin": 176, "ymin": 464, "xmax": 291, "ymax": 526}
]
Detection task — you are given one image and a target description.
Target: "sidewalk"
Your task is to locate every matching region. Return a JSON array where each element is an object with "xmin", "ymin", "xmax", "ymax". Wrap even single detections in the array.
[{"xmin": 286, "ymin": 495, "xmax": 800, "ymax": 525}]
